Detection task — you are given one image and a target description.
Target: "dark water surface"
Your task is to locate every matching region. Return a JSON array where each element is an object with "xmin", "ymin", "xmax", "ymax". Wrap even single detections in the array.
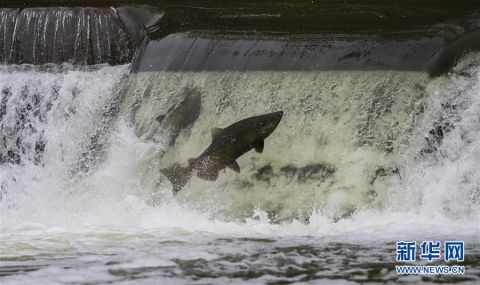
[{"xmin": 1, "ymin": 232, "xmax": 479, "ymax": 284}]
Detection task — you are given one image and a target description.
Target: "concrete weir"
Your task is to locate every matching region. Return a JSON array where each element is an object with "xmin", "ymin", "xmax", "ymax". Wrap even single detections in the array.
[
  {"xmin": 1, "ymin": 3, "xmax": 480, "ymax": 284},
  {"xmin": 0, "ymin": 7, "xmax": 137, "ymax": 65},
  {"xmin": 0, "ymin": 1, "xmax": 478, "ymax": 73}
]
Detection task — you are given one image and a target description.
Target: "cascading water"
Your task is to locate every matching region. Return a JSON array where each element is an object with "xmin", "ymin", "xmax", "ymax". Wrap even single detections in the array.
[
  {"xmin": 1, "ymin": 52, "xmax": 478, "ymax": 283},
  {"xmin": 0, "ymin": 3, "xmax": 479, "ymax": 282},
  {"xmin": 0, "ymin": 8, "xmax": 134, "ymax": 65},
  {"xmin": 0, "ymin": 64, "xmax": 130, "ymax": 222},
  {"xmin": 125, "ymin": 69, "xmax": 429, "ymax": 221}
]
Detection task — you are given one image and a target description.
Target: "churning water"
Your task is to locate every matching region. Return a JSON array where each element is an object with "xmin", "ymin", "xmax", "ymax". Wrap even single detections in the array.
[{"xmin": 0, "ymin": 54, "xmax": 479, "ymax": 283}]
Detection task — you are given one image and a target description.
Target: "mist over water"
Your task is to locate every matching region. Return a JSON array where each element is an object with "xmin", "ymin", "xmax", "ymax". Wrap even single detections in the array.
[{"xmin": 0, "ymin": 55, "xmax": 479, "ymax": 283}]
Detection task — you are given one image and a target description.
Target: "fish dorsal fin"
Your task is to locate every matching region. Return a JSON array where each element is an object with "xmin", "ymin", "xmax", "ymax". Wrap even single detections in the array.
[
  {"xmin": 188, "ymin": 158, "xmax": 196, "ymax": 165},
  {"xmin": 211, "ymin": 127, "xmax": 223, "ymax": 140},
  {"xmin": 254, "ymin": 140, "xmax": 264, "ymax": 153},
  {"xmin": 228, "ymin": 161, "xmax": 240, "ymax": 173}
]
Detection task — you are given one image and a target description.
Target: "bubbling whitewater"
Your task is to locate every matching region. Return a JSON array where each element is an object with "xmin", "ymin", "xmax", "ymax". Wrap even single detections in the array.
[{"xmin": 0, "ymin": 56, "xmax": 479, "ymax": 283}]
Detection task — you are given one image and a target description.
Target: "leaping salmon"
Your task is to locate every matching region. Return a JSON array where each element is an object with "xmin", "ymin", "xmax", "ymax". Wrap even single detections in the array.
[{"xmin": 160, "ymin": 111, "xmax": 283, "ymax": 194}]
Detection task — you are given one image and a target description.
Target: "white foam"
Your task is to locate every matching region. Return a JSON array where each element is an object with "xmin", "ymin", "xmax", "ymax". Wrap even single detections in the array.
[{"xmin": 1, "ymin": 58, "xmax": 479, "ymax": 245}]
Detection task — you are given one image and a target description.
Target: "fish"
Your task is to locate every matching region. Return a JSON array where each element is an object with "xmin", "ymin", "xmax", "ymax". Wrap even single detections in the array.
[
  {"xmin": 155, "ymin": 86, "xmax": 201, "ymax": 146},
  {"xmin": 160, "ymin": 111, "xmax": 283, "ymax": 194}
]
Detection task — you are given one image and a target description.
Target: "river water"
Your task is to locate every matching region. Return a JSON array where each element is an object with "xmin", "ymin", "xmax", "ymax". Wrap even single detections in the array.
[{"xmin": 0, "ymin": 54, "xmax": 479, "ymax": 283}]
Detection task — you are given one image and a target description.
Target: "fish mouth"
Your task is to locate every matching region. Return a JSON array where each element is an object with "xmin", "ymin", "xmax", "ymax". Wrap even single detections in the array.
[
  {"xmin": 269, "ymin": 111, "xmax": 283, "ymax": 126},
  {"xmin": 265, "ymin": 111, "xmax": 283, "ymax": 124},
  {"xmin": 259, "ymin": 111, "xmax": 283, "ymax": 136}
]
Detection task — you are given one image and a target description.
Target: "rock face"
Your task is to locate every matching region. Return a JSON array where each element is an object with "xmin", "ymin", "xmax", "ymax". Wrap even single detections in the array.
[{"xmin": 0, "ymin": 7, "xmax": 135, "ymax": 65}]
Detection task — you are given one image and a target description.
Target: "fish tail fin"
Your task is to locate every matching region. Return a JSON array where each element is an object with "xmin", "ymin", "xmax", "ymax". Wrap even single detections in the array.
[{"xmin": 160, "ymin": 164, "xmax": 192, "ymax": 194}]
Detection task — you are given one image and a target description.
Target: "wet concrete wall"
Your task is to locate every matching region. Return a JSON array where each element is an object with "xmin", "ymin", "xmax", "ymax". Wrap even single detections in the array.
[
  {"xmin": 0, "ymin": 7, "xmax": 135, "ymax": 65},
  {"xmin": 0, "ymin": 1, "xmax": 480, "ymax": 74}
]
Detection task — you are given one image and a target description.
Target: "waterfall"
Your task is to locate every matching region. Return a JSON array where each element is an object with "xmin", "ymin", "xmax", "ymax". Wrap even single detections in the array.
[{"xmin": 0, "ymin": 8, "xmax": 134, "ymax": 65}]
